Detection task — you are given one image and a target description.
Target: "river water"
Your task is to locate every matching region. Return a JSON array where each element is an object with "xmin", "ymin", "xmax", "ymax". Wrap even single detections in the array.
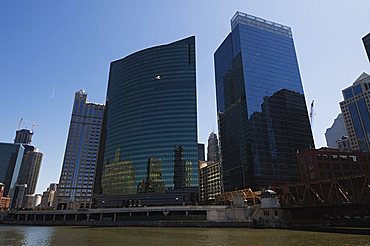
[{"xmin": 0, "ymin": 225, "xmax": 370, "ymax": 246}]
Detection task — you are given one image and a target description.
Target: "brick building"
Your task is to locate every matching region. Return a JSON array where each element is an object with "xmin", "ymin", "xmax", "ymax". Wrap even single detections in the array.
[
  {"xmin": 297, "ymin": 148, "xmax": 370, "ymax": 182},
  {"xmin": 0, "ymin": 183, "xmax": 11, "ymax": 210}
]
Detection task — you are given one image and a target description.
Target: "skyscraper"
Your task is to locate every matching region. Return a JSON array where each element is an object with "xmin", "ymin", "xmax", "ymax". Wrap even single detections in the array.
[
  {"xmin": 207, "ymin": 132, "xmax": 220, "ymax": 163},
  {"xmin": 214, "ymin": 12, "xmax": 314, "ymax": 191},
  {"xmin": 197, "ymin": 143, "xmax": 205, "ymax": 161},
  {"xmin": 14, "ymin": 129, "xmax": 33, "ymax": 145},
  {"xmin": 325, "ymin": 113, "xmax": 347, "ymax": 148},
  {"xmin": 0, "ymin": 128, "xmax": 43, "ymax": 208},
  {"xmin": 57, "ymin": 90, "xmax": 104, "ymax": 209},
  {"xmin": 17, "ymin": 149, "xmax": 43, "ymax": 195},
  {"xmin": 363, "ymin": 33, "xmax": 370, "ymax": 62},
  {"xmin": 340, "ymin": 72, "xmax": 370, "ymax": 152},
  {"xmin": 0, "ymin": 143, "xmax": 24, "ymax": 196},
  {"xmin": 95, "ymin": 36, "xmax": 198, "ymax": 201}
]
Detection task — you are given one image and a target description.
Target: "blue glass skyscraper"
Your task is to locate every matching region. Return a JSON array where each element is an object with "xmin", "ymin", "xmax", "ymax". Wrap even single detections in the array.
[
  {"xmin": 363, "ymin": 33, "xmax": 370, "ymax": 62},
  {"xmin": 94, "ymin": 36, "xmax": 198, "ymax": 200},
  {"xmin": 215, "ymin": 12, "xmax": 314, "ymax": 191}
]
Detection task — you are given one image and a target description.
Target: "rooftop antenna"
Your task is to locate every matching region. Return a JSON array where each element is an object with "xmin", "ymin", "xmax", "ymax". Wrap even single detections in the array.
[{"xmin": 19, "ymin": 118, "xmax": 39, "ymax": 132}]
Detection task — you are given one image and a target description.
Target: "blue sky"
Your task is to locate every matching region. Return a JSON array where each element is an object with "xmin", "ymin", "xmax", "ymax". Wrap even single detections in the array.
[{"xmin": 1, "ymin": 0, "xmax": 369, "ymax": 193}]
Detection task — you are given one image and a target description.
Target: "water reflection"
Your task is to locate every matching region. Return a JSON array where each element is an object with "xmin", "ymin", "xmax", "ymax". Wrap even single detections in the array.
[
  {"xmin": 0, "ymin": 225, "xmax": 54, "ymax": 246},
  {"xmin": 1, "ymin": 226, "xmax": 370, "ymax": 246}
]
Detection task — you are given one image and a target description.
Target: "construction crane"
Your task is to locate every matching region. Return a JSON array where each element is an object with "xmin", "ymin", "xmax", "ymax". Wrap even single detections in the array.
[
  {"xmin": 32, "ymin": 123, "xmax": 39, "ymax": 132},
  {"xmin": 18, "ymin": 118, "xmax": 23, "ymax": 129},
  {"xmin": 309, "ymin": 100, "xmax": 315, "ymax": 127},
  {"xmin": 17, "ymin": 118, "xmax": 39, "ymax": 132}
]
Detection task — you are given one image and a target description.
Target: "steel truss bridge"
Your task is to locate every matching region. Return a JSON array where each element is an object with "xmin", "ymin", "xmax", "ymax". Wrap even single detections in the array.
[{"xmin": 275, "ymin": 174, "xmax": 370, "ymax": 207}]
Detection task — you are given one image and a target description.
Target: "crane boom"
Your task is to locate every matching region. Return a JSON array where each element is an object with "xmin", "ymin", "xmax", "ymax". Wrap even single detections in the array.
[
  {"xmin": 309, "ymin": 100, "xmax": 314, "ymax": 126},
  {"xmin": 18, "ymin": 117, "xmax": 23, "ymax": 129}
]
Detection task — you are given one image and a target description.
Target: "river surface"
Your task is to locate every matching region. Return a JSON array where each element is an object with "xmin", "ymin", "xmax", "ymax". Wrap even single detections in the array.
[{"xmin": 0, "ymin": 225, "xmax": 370, "ymax": 246}]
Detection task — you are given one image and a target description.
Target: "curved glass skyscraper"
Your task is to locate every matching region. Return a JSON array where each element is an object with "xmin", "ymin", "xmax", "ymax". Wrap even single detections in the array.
[{"xmin": 96, "ymin": 36, "xmax": 198, "ymax": 197}]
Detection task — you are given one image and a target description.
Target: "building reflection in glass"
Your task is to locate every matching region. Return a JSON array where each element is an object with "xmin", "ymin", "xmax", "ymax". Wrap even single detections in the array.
[
  {"xmin": 215, "ymin": 12, "xmax": 314, "ymax": 191},
  {"xmin": 101, "ymin": 148, "xmax": 136, "ymax": 195},
  {"xmin": 174, "ymin": 145, "xmax": 192, "ymax": 189},
  {"xmin": 249, "ymin": 89, "xmax": 314, "ymax": 187},
  {"xmin": 137, "ymin": 157, "xmax": 165, "ymax": 193},
  {"xmin": 94, "ymin": 36, "xmax": 198, "ymax": 197}
]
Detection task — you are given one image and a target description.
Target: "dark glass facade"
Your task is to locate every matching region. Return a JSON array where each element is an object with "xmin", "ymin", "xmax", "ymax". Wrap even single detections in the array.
[
  {"xmin": 215, "ymin": 12, "xmax": 314, "ymax": 191},
  {"xmin": 96, "ymin": 36, "xmax": 198, "ymax": 196},
  {"xmin": 17, "ymin": 150, "xmax": 43, "ymax": 194},
  {"xmin": 363, "ymin": 33, "xmax": 370, "ymax": 62},
  {"xmin": 0, "ymin": 143, "xmax": 24, "ymax": 196},
  {"xmin": 197, "ymin": 143, "xmax": 205, "ymax": 161}
]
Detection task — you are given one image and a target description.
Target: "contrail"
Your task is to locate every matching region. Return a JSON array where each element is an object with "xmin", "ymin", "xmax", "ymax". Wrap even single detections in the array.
[{"xmin": 51, "ymin": 82, "xmax": 55, "ymax": 99}]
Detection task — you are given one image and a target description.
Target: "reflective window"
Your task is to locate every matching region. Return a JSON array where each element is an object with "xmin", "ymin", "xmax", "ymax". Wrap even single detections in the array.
[
  {"xmin": 348, "ymin": 102, "xmax": 368, "ymax": 151},
  {"xmin": 99, "ymin": 37, "xmax": 198, "ymax": 195},
  {"xmin": 353, "ymin": 84, "xmax": 363, "ymax": 96},
  {"xmin": 215, "ymin": 15, "xmax": 314, "ymax": 191},
  {"xmin": 343, "ymin": 88, "xmax": 354, "ymax": 100},
  {"xmin": 357, "ymin": 99, "xmax": 370, "ymax": 145}
]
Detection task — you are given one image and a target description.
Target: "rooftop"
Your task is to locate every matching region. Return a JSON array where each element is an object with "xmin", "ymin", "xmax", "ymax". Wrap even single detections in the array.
[
  {"xmin": 354, "ymin": 72, "xmax": 369, "ymax": 84},
  {"xmin": 231, "ymin": 11, "xmax": 292, "ymax": 38}
]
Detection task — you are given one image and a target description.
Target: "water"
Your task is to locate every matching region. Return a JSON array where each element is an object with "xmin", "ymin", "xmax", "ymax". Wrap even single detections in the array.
[{"xmin": 0, "ymin": 226, "xmax": 370, "ymax": 246}]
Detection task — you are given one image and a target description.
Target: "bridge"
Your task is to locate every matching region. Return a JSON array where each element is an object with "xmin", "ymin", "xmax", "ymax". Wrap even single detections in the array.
[{"xmin": 275, "ymin": 173, "xmax": 370, "ymax": 207}]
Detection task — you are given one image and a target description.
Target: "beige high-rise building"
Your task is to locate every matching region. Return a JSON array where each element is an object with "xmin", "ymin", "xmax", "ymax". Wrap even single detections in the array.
[
  {"xmin": 340, "ymin": 73, "xmax": 370, "ymax": 152},
  {"xmin": 199, "ymin": 161, "xmax": 222, "ymax": 203},
  {"xmin": 41, "ymin": 183, "xmax": 58, "ymax": 208}
]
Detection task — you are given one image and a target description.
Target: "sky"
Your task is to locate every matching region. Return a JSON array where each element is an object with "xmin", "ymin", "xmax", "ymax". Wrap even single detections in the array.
[{"xmin": 1, "ymin": 0, "xmax": 369, "ymax": 194}]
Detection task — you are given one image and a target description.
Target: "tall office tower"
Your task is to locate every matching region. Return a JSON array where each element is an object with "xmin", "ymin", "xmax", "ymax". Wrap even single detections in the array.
[
  {"xmin": 325, "ymin": 114, "xmax": 347, "ymax": 148},
  {"xmin": 14, "ymin": 129, "xmax": 33, "ymax": 145},
  {"xmin": 95, "ymin": 36, "xmax": 198, "ymax": 201},
  {"xmin": 340, "ymin": 72, "xmax": 370, "ymax": 152},
  {"xmin": 363, "ymin": 33, "xmax": 370, "ymax": 62},
  {"xmin": 0, "ymin": 143, "xmax": 24, "ymax": 196},
  {"xmin": 207, "ymin": 132, "xmax": 220, "ymax": 163},
  {"xmin": 197, "ymin": 143, "xmax": 205, "ymax": 161},
  {"xmin": 57, "ymin": 90, "xmax": 104, "ymax": 209},
  {"xmin": 17, "ymin": 149, "xmax": 43, "ymax": 194},
  {"xmin": 215, "ymin": 12, "xmax": 314, "ymax": 191},
  {"xmin": 0, "ymin": 129, "xmax": 43, "ymax": 208}
]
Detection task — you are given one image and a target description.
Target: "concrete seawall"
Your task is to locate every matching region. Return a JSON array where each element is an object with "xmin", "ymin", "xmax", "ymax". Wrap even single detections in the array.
[{"xmin": 0, "ymin": 206, "xmax": 262, "ymax": 228}]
